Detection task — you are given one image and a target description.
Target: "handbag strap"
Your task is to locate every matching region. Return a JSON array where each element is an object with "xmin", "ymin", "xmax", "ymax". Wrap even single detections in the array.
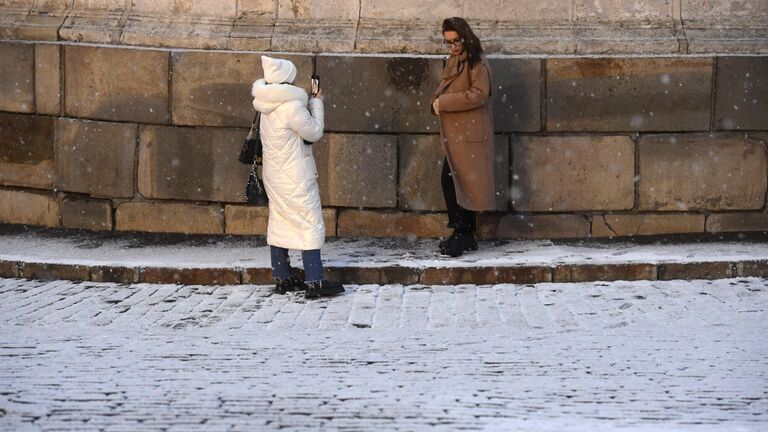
[{"xmin": 248, "ymin": 112, "xmax": 261, "ymax": 136}]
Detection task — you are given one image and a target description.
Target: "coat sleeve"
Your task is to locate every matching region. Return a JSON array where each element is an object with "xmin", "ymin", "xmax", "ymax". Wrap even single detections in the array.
[
  {"xmin": 437, "ymin": 62, "xmax": 491, "ymax": 113},
  {"xmin": 287, "ymin": 98, "xmax": 325, "ymax": 143}
]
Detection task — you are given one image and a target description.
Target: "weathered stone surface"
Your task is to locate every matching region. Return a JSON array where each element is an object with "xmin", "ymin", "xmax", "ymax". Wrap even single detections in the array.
[
  {"xmin": 121, "ymin": 0, "xmax": 236, "ymax": 50},
  {"xmin": 318, "ymin": 56, "xmax": 442, "ymax": 133},
  {"xmin": 0, "ymin": 189, "xmax": 59, "ymax": 227},
  {"xmin": 487, "ymin": 59, "xmax": 542, "ymax": 132},
  {"xmin": 225, "ymin": 205, "xmax": 337, "ymax": 236},
  {"xmin": 547, "ymin": 58, "xmax": 713, "ymax": 131},
  {"xmin": 0, "ymin": 260, "xmax": 19, "ymax": 278},
  {"xmin": 318, "ymin": 134, "xmax": 398, "ymax": 208},
  {"xmin": 228, "ymin": 0, "xmax": 277, "ymax": 51},
  {"xmin": 420, "ymin": 266, "xmax": 552, "ymax": 285},
  {"xmin": 683, "ymin": 0, "xmax": 768, "ymax": 53},
  {"xmin": 325, "ymin": 266, "xmax": 421, "ymax": 285},
  {"xmin": 90, "ymin": 266, "xmax": 140, "ymax": 284},
  {"xmin": 21, "ymin": 262, "xmax": 90, "ymax": 282},
  {"xmin": 61, "ymin": 197, "xmax": 113, "ymax": 231},
  {"xmin": 553, "ymin": 264, "xmax": 657, "ymax": 282},
  {"xmin": 658, "ymin": 262, "xmax": 734, "ymax": 281},
  {"xmin": 141, "ymin": 267, "xmax": 241, "ymax": 285},
  {"xmin": 55, "ymin": 118, "xmax": 137, "ymax": 198},
  {"xmin": 64, "ymin": 46, "xmax": 169, "ymax": 124},
  {"xmin": 511, "ymin": 135, "xmax": 635, "ymax": 212},
  {"xmin": 738, "ymin": 260, "xmax": 768, "ymax": 278},
  {"xmin": 59, "ymin": 0, "xmax": 128, "ymax": 44},
  {"xmin": 115, "ymin": 202, "xmax": 224, "ymax": 234},
  {"xmin": 715, "ymin": 57, "xmax": 768, "ymax": 131},
  {"xmin": 338, "ymin": 210, "xmax": 451, "ymax": 239},
  {"xmin": 0, "ymin": 113, "xmax": 55, "ymax": 189},
  {"xmin": 271, "ymin": 0, "xmax": 358, "ymax": 52},
  {"xmin": 138, "ymin": 126, "xmax": 248, "ymax": 202},
  {"xmin": 706, "ymin": 213, "xmax": 768, "ymax": 233},
  {"xmin": 638, "ymin": 134, "xmax": 768, "ymax": 211},
  {"xmin": 34, "ymin": 43, "xmax": 61, "ymax": 115},
  {"xmin": 477, "ymin": 214, "xmax": 591, "ymax": 240},
  {"xmin": 592, "ymin": 214, "xmax": 706, "ymax": 238},
  {"xmin": 0, "ymin": 1, "xmax": 69, "ymax": 40},
  {"xmin": 172, "ymin": 52, "xmax": 311, "ymax": 127},
  {"xmin": 0, "ymin": 43, "xmax": 35, "ymax": 113},
  {"xmin": 241, "ymin": 267, "xmax": 272, "ymax": 284}
]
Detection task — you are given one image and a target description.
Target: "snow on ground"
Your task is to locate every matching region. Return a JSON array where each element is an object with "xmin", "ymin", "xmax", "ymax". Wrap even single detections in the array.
[
  {"xmin": 1, "ymin": 276, "xmax": 766, "ymax": 431},
  {"xmin": 2, "ymin": 228, "xmax": 767, "ymax": 269}
]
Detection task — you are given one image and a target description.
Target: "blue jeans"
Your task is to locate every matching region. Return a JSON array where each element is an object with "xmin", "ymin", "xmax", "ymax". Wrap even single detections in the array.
[{"xmin": 270, "ymin": 246, "xmax": 324, "ymax": 283}]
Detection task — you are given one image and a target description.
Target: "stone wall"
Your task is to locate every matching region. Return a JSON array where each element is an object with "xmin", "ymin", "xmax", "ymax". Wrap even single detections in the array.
[
  {"xmin": 0, "ymin": 0, "xmax": 766, "ymax": 240},
  {"xmin": 1, "ymin": 39, "xmax": 766, "ymax": 239}
]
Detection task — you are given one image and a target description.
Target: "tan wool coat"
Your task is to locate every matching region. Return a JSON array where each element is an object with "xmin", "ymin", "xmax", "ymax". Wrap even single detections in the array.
[{"xmin": 433, "ymin": 52, "xmax": 496, "ymax": 211}]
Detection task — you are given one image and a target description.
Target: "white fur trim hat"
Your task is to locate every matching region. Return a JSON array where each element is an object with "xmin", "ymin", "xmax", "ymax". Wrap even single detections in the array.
[{"xmin": 261, "ymin": 55, "xmax": 297, "ymax": 84}]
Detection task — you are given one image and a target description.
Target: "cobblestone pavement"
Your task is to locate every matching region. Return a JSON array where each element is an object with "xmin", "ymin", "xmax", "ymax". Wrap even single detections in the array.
[{"xmin": 1, "ymin": 277, "xmax": 767, "ymax": 431}]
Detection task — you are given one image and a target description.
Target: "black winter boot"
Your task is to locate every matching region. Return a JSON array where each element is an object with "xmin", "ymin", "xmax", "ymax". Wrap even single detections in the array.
[
  {"xmin": 439, "ymin": 231, "xmax": 478, "ymax": 257},
  {"xmin": 304, "ymin": 280, "xmax": 345, "ymax": 299},
  {"xmin": 439, "ymin": 230, "xmax": 462, "ymax": 249},
  {"xmin": 274, "ymin": 271, "xmax": 305, "ymax": 295}
]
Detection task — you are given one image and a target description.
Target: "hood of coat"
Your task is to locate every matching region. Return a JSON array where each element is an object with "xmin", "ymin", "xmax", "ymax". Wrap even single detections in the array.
[{"xmin": 251, "ymin": 79, "xmax": 309, "ymax": 114}]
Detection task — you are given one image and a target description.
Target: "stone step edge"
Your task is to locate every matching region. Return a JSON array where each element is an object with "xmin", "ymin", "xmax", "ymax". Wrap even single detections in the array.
[{"xmin": 1, "ymin": 259, "xmax": 766, "ymax": 286}]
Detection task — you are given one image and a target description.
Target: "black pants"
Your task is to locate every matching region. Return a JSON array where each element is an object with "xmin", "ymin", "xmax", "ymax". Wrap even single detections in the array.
[{"xmin": 441, "ymin": 157, "xmax": 476, "ymax": 233}]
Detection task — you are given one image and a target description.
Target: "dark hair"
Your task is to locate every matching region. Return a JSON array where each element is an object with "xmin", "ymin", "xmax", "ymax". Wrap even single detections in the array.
[{"xmin": 442, "ymin": 17, "xmax": 483, "ymax": 68}]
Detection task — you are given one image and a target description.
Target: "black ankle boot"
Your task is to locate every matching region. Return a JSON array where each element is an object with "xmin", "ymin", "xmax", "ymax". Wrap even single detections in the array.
[
  {"xmin": 274, "ymin": 273, "xmax": 304, "ymax": 295},
  {"xmin": 304, "ymin": 280, "xmax": 345, "ymax": 299},
  {"xmin": 439, "ymin": 230, "xmax": 462, "ymax": 250},
  {"xmin": 439, "ymin": 231, "xmax": 478, "ymax": 257}
]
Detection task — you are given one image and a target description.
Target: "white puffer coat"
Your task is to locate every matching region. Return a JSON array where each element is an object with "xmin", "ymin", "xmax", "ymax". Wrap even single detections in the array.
[{"xmin": 251, "ymin": 79, "xmax": 325, "ymax": 250}]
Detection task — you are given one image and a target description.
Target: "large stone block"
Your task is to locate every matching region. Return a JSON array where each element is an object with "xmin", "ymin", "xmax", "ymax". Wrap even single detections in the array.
[
  {"xmin": 34, "ymin": 44, "xmax": 61, "ymax": 115},
  {"xmin": 638, "ymin": 134, "xmax": 768, "ymax": 211},
  {"xmin": 477, "ymin": 214, "xmax": 591, "ymax": 240},
  {"xmin": 225, "ymin": 205, "xmax": 337, "ymax": 236},
  {"xmin": 706, "ymin": 214, "xmax": 768, "ymax": 233},
  {"xmin": 318, "ymin": 134, "xmax": 398, "ymax": 208},
  {"xmin": 138, "ymin": 125, "xmax": 249, "ymax": 202},
  {"xmin": 61, "ymin": 197, "xmax": 113, "ymax": 231},
  {"xmin": 228, "ymin": 0, "xmax": 277, "ymax": 51},
  {"xmin": 487, "ymin": 58, "xmax": 542, "ymax": 133},
  {"xmin": 318, "ymin": 56, "xmax": 442, "ymax": 133},
  {"xmin": 546, "ymin": 58, "xmax": 714, "ymax": 131},
  {"xmin": 271, "ymin": 0, "xmax": 358, "ymax": 52},
  {"xmin": 64, "ymin": 46, "xmax": 169, "ymax": 124},
  {"xmin": 592, "ymin": 214, "xmax": 706, "ymax": 238},
  {"xmin": 0, "ymin": 189, "xmax": 59, "ymax": 227},
  {"xmin": 171, "ymin": 52, "xmax": 311, "ymax": 127},
  {"xmin": 338, "ymin": 209, "xmax": 451, "ymax": 239},
  {"xmin": 55, "ymin": 118, "xmax": 137, "ymax": 198},
  {"xmin": 398, "ymin": 134, "xmax": 510, "ymax": 212},
  {"xmin": 574, "ymin": 0, "xmax": 671, "ymax": 22},
  {"xmin": 59, "ymin": 0, "xmax": 128, "ymax": 44},
  {"xmin": 0, "ymin": 113, "xmax": 55, "ymax": 189},
  {"xmin": 715, "ymin": 57, "xmax": 768, "ymax": 131},
  {"xmin": 511, "ymin": 135, "xmax": 635, "ymax": 212},
  {"xmin": 120, "ymin": 0, "xmax": 237, "ymax": 50},
  {"xmin": 554, "ymin": 263, "xmax": 657, "ymax": 282},
  {"xmin": 0, "ymin": 42, "xmax": 35, "ymax": 113},
  {"xmin": 115, "ymin": 202, "xmax": 224, "ymax": 234},
  {"xmin": 0, "ymin": 1, "xmax": 69, "ymax": 41}
]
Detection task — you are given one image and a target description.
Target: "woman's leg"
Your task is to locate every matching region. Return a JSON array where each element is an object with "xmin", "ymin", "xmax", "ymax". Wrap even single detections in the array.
[
  {"xmin": 441, "ymin": 157, "xmax": 476, "ymax": 233},
  {"xmin": 270, "ymin": 246, "xmax": 292, "ymax": 279},
  {"xmin": 301, "ymin": 249, "xmax": 324, "ymax": 283}
]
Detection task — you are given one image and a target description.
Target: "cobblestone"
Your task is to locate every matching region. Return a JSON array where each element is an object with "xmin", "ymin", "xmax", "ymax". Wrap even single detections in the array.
[{"xmin": 0, "ymin": 277, "xmax": 766, "ymax": 431}]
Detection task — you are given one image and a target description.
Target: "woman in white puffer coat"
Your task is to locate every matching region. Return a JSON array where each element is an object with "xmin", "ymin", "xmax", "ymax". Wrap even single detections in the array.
[{"xmin": 251, "ymin": 55, "xmax": 344, "ymax": 299}]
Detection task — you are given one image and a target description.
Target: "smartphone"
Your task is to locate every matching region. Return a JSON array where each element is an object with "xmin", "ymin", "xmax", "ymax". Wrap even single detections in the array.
[{"xmin": 311, "ymin": 75, "xmax": 320, "ymax": 97}]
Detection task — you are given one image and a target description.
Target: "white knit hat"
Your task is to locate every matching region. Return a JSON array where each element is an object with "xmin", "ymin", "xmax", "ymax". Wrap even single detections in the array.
[{"xmin": 261, "ymin": 55, "xmax": 297, "ymax": 84}]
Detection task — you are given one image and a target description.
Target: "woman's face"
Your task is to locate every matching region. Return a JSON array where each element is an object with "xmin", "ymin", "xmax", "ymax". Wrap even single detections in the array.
[{"xmin": 443, "ymin": 30, "xmax": 464, "ymax": 56}]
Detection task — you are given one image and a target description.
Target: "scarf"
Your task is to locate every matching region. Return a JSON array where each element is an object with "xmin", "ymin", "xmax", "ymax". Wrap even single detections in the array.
[{"xmin": 442, "ymin": 51, "xmax": 469, "ymax": 80}]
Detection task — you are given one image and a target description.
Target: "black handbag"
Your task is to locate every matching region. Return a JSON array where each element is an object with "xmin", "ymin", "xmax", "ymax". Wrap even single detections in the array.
[
  {"xmin": 238, "ymin": 112, "xmax": 262, "ymax": 165},
  {"xmin": 245, "ymin": 162, "xmax": 268, "ymax": 205}
]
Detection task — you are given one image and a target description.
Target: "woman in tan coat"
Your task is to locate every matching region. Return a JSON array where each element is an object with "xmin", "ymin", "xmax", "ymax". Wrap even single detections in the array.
[{"xmin": 432, "ymin": 17, "xmax": 495, "ymax": 257}]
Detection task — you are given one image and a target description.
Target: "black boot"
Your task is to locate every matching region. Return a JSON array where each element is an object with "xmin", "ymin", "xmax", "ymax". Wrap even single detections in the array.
[
  {"xmin": 438, "ymin": 230, "xmax": 461, "ymax": 250},
  {"xmin": 274, "ymin": 271, "xmax": 305, "ymax": 295},
  {"xmin": 304, "ymin": 280, "xmax": 345, "ymax": 299},
  {"xmin": 439, "ymin": 231, "xmax": 478, "ymax": 257}
]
